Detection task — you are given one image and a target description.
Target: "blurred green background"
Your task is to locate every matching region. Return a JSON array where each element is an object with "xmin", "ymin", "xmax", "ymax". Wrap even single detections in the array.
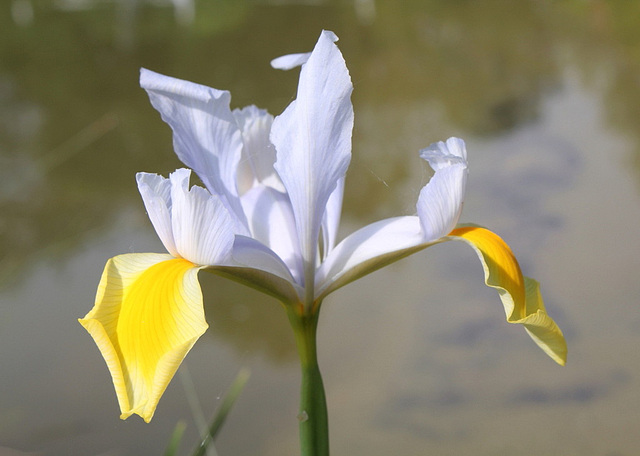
[{"xmin": 2, "ymin": 0, "xmax": 640, "ymax": 454}]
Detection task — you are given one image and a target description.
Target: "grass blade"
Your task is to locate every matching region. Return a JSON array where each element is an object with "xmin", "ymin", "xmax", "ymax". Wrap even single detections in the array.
[
  {"xmin": 191, "ymin": 368, "xmax": 251, "ymax": 456},
  {"xmin": 164, "ymin": 420, "xmax": 187, "ymax": 456}
]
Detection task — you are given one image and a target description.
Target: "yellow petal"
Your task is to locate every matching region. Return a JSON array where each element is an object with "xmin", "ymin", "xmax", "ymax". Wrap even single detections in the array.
[
  {"xmin": 447, "ymin": 225, "xmax": 567, "ymax": 365},
  {"xmin": 79, "ymin": 253, "xmax": 208, "ymax": 422}
]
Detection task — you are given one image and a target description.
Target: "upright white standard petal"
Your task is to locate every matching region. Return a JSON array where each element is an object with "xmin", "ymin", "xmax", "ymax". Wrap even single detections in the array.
[
  {"xmin": 140, "ymin": 69, "xmax": 246, "ymax": 227},
  {"xmin": 271, "ymin": 30, "xmax": 354, "ymax": 293},
  {"xmin": 417, "ymin": 137, "xmax": 468, "ymax": 241}
]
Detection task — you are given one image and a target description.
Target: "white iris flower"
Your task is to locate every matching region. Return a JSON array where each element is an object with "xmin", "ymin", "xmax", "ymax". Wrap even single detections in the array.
[{"xmin": 80, "ymin": 31, "xmax": 566, "ymax": 423}]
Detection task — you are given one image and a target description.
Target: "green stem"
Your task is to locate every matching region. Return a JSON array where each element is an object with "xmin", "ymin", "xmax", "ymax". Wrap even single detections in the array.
[{"xmin": 287, "ymin": 307, "xmax": 329, "ymax": 456}]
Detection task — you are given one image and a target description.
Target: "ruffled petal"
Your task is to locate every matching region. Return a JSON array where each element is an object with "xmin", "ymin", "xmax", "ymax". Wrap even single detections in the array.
[
  {"xmin": 447, "ymin": 225, "xmax": 567, "ymax": 365},
  {"xmin": 315, "ymin": 216, "xmax": 432, "ymax": 300},
  {"xmin": 417, "ymin": 137, "xmax": 468, "ymax": 242},
  {"xmin": 271, "ymin": 30, "xmax": 353, "ymax": 274},
  {"xmin": 232, "ymin": 106, "xmax": 282, "ymax": 194},
  {"xmin": 136, "ymin": 172, "xmax": 178, "ymax": 257},
  {"xmin": 420, "ymin": 136, "xmax": 467, "ymax": 168},
  {"xmin": 140, "ymin": 68, "xmax": 246, "ymax": 226},
  {"xmin": 169, "ymin": 169, "xmax": 236, "ymax": 265},
  {"xmin": 79, "ymin": 253, "xmax": 208, "ymax": 422}
]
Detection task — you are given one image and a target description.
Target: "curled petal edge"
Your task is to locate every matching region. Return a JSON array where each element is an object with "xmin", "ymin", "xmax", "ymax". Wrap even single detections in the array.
[{"xmin": 446, "ymin": 225, "xmax": 567, "ymax": 366}]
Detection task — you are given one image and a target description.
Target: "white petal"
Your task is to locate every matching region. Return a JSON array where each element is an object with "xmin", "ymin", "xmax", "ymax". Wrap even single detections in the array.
[
  {"xmin": 417, "ymin": 137, "xmax": 468, "ymax": 241},
  {"xmin": 270, "ymin": 52, "xmax": 312, "ymax": 70},
  {"xmin": 240, "ymin": 184, "xmax": 303, "ymax": 284},
  {"xmin": 271, "ymin": 30, "xmax": 353, "ymax": 272},
  {"xmin": 315, "ymin": 216, "xmax": 433, "ymax": 300},
  {"xmin": 140, "ymin": 68, "xmax": 246, "ymax": 226},
  {"xmin": 420, "ymin": 136, "xmax": 467, "ymax": 169},
  {"xmin": 232, "ymin": 105, "xmax": 283, "ymax": 194},
  {"xmin": 136, "ymin": 172, "xmax": 178, "ymax": 257},
  {"xmin": 228, "ymin": 235, "xmax": 298, "ymax": 285},
  {"xmin": 214, "ymin": 235, "xmax": 303, "ymax": 304},
  {"xmin": 417, "ymin": 164, "xmax": 467, "ymax": 241},
  {"xmin": 270, "ymin": 31, "xmax": 338, "ymax": 71},
  {"xmin": 169, "ymin": 169, "xmax": 236, "ymax": 265},
  {"xmin": 321, "ymin": 176, "xmax": 345, "ymax": 259}
]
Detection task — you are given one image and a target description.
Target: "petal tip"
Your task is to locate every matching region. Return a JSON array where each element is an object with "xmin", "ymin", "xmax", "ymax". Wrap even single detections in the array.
[
  {"xmin": 419, "ymin": 137, "xmax": 468, "ymax": 168},
  {"xmin": 447, "ymin": 227, "xmax": 567, "ymax": 365},
  {"xmin": 320, "ymin": 29, "xmax": 339, "ymax": 43}
]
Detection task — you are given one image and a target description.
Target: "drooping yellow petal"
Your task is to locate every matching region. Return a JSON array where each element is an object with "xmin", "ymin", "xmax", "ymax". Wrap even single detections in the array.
[
  {"xmin": 79, "ymin": 253, "xmax": 208, "ymax": 422},
  {"xmin": 447, "ymin": 225, "xmax": 567, "ymax": 365}
]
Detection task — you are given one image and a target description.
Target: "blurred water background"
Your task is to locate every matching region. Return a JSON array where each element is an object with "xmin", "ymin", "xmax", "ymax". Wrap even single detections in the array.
[{"xmin": 1, "ymin": 1, "xmax": 640, "ymax": 455}]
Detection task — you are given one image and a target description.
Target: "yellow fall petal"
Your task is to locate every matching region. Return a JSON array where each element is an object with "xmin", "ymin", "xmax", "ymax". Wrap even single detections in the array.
[
  {"xmin": 79, "ymin": 253, "xmax": 208, "ymax": 422},
  {"xmin": 447, "ymin": 225, "xmax": 567, "ymax": 365}
]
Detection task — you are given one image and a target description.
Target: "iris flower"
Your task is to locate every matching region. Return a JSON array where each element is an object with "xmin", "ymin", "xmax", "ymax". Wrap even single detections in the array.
[{"xmin": 80, "ymin": 30, "xmax": 566, "ymax": 445}]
